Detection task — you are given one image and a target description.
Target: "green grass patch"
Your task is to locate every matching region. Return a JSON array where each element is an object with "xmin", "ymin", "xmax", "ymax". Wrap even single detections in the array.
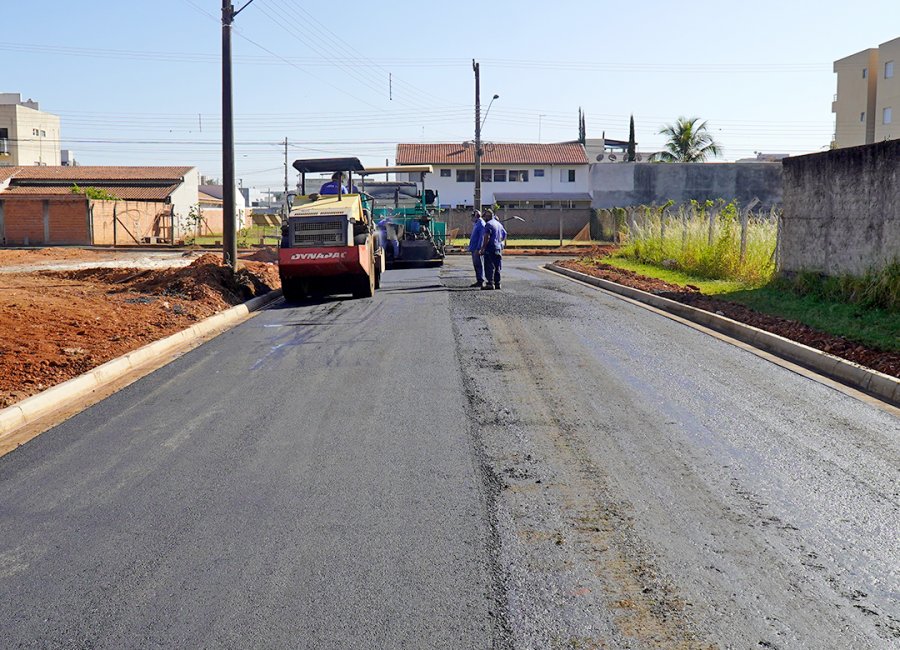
[
  {"xmin": 192, "ymin": 225, "xmax": 281, "ymax": 247},
  {"xmin": 722, "ymin": 284, "xmax": 900, "ymax": 352},
  {"xmin": 601, "ymin": 256, "xmax": 749, "ymax": 295},
  {"xmin": 593, "ymin": 254, "xmax": 900, "ymax": 352}
]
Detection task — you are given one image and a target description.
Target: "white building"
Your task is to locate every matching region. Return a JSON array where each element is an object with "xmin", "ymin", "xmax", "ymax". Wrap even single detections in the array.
[
  {"xmin": 395, "ymin": 142, "xmax": 591, "ymax": 209},
  {"xmin": 0, "ymin": 94, "xmax": 61, "ymax": 167}
]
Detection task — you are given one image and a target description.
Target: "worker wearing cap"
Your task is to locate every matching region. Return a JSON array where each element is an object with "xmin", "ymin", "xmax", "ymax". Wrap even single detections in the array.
[
  {"xmin": 468, "ymin": 210, "xmax": 486, "ymax": 287},
  {"xmin": 479, "ymin": 208, "xmax": 506, "ymax": 290},
  {"xmin": 319, "ymin": 171, "xmax": 348, "ymax": 195}
]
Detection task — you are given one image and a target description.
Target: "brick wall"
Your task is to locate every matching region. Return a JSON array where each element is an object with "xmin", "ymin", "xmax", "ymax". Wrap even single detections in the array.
[
  {"xmin": 0, "ymin": 197, "xmax": 88, "ymax": 245},
  {"xmin": 48, "ymin": 199, "xmax": 89, "ymax": 244}
]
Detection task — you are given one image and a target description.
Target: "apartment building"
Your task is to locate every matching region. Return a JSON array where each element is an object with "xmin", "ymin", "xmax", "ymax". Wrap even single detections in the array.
[
  {"xmin": 832, "ymin": 37, "xmax": 899, "ymax": 148},
  {"xmin": 0, "ymin": 94, "xmax": 61, "ymax": 166}
]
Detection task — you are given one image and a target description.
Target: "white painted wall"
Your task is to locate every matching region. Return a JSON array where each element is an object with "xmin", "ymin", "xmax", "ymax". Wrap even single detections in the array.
[{"xmin": 404, "ymin": 163, "xmax": 590, "ymax": 207}]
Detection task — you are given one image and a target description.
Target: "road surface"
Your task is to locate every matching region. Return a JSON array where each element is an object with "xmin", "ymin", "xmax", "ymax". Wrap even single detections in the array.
[{"xmin": 1, "ymin": 256, "xmax": 897, "ymax": 649}]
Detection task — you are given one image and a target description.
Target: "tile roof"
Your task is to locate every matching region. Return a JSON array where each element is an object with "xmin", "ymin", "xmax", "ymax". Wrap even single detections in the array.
[
  {"xmin": 0, "ymin": 168, "xmax": 18, "ymax": 182},
  {"xmin": 6, "ymin": 165, "xmax": 194, "ymax": 181},
  {"xmin": 396, "ymin": 143, "xmax": 588, "ymax": 166},
  {"xmin": 2, "ymin": 184, "xmax": 180, "ymax": 201}
]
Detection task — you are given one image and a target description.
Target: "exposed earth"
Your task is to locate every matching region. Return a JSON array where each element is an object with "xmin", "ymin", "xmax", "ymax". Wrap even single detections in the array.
[
  {"xmin": 0, "ymin": 249, "xmax": 280, "ymax": 408},
  {"xmin": 558, "ymin": 256, "xmax": 900, "ymax": 379},
  {"xmin": 1, "ymin": 245, "xmax": 896, "ymax": 412}
]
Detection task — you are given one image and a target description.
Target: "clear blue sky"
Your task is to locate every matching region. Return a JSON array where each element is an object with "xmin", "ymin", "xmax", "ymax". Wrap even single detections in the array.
[{"xmin": 4, "ymin": 1, "xmax": 898, "ymax": 189}]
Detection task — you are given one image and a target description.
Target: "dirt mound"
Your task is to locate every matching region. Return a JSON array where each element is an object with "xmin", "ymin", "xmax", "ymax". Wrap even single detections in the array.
[
  {"xmin": 506, "ymin": 244, "xmax": 619, "ymax": 257},
  {"xmin": 1, "ymin": 255, "xmax": 280, "ymax": 409},
  {"xmin": 240, "ymin": 246, "xmax": 279, "ymax": 263},
  {"xmin": 557, "ymin": 259, "xmax": 900, "ymax": 379},
  {"xmin": 0, "ymin": 247, "xmax": 120, "ymax": 267}
]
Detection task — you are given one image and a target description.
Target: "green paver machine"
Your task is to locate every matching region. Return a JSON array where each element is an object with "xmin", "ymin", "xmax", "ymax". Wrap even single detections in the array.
[{"xmin": 358, "ymin": 165, "xmax": 446, "ymax": 267}]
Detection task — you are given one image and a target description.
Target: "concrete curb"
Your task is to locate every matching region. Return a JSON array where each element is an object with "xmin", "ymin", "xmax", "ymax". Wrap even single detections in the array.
[
  {"xmin": 546, "ymin": 264, "xmax": 900, "ymax": 408},
  {"xmin": 0, "ymin": 290, "xmax": 283, "ymax": 438}
]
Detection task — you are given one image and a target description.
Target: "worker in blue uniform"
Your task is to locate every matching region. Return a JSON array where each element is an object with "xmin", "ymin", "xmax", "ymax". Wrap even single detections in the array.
[
  {"xmin": 319, "ymin": 171, "xmax": 348, "ymax": 195},
  {"xmin": 468, "ymin": 210, "xmax": 486, "ymax": 287},
  {"xmin": 479, "ymin": 209, "xmax": 506, "ymax": 290}
]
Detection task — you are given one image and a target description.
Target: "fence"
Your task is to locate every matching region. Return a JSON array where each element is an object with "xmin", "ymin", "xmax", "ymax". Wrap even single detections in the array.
[{"xmin": 606, "ymin": 199, "xmax": 781, "ymax": 283}]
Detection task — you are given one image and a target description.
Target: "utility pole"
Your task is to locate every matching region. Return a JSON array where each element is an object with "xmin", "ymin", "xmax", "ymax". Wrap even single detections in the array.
[
  {"xmin": 283, "ymin": 137, "xmax": 288, "ymax": 217},
  {"xmin": 473, "ymin": 59, "xmax": 482, "ymax": 212},
  {"xmin": 221, "ymin": 0, "xmax": 255, "ymax": 271},
  {"xmin": 221, "ymin": 0, "xmax": 237, "ymax": 270}
]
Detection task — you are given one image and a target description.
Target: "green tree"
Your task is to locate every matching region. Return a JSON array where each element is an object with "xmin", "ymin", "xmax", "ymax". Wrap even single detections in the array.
[
  {"xmin": 627, "ymin": 115, "xmax": 636, "ymax": 162},
  {"xmin": 651, "ymin": 116, "xmax": 722, "ymax": 162}
]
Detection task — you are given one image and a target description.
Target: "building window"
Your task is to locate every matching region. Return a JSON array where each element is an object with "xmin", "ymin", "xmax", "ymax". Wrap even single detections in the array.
[
  {"xmin": 509, "ymin": 170, "xmax": 528, "ymax": 182},
  {"xmin": 534, "ymin": 169, "xmax": 545, "ymax": 177},
  {"xmin": 862, "ymin": 67, "xmax": 867, "ymax": 78},
  {"xmin": 481, "ymin": 169, "xmax": 492, "ymax": 182},
  {"xmin": 860, "ymin": 111, "xmax": 866, "ymax": 122},
  {"xmin": 440, "ymin": 168, "xmax": 451, "ymax": 177},
  {"xmin": 885, "ymin": 107, "xmax": 893, "ymax": 124},
  {"xmin": 455, "ymin": 203, "xmax": 468, "ymax": 210},
  {"xmin": 456, "ymin": 169, "xmax": 475, "ymax": 182},
  {"xmin": 561, "ymin": 169, "xmax": 576, "ymax": 182},
  {"xmin": 886, "ymin": 61, "xmax": 894, "ymax": 79},
  {"xmin": 40, "ymin": 130, "xmax": 46, "ymax": 137},
  {"xmin": 493, "ymin": 169, "xmax": 506, "ymax": 182},
  {"xmin": 32, "ymin": 129, "xmax": 39, "ymax": 136}
]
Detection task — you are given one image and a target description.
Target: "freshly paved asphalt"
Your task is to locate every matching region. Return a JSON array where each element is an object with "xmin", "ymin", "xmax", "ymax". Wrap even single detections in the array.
[
  {"xmin": 0, "ymin": 264, "xmax": 500, "ymax": 648},
  {"xmin": 1, "ymin": 256, "xmax": 897, "ymax": 649}
]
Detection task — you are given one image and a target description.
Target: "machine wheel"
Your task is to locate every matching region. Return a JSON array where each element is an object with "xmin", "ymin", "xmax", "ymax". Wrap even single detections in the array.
[
  {"xmin": 282, "ymin": 280, "xmax": 307, "ymax": 303},
  {"xmin": 352, "ymin": 271, "xmax": 375, "ymax": 299}
]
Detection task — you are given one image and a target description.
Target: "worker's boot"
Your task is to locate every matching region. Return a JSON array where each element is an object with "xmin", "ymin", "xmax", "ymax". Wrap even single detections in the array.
[
  {"xmin": 470, "ymin": 280, "xmax": 483, "ymax": 287},
  {"xmin": 481, "ymin": 283, "xmax": 494, "ymax": 290}
]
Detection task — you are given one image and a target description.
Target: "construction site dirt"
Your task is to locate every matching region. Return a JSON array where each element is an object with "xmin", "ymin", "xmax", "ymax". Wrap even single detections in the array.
[
  {"xmin": 0, "ymin": 249, "xmax": 280, "ymax": 408},
  {"xmin": 3, "ymin": 245, "xmax": 895, "ymax": 412}
]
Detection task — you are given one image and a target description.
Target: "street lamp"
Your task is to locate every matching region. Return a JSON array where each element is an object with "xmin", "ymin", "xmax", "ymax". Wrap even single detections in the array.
[{"xmin": 481, "ymin": 94, "xmax": 499, "ymax": 130}]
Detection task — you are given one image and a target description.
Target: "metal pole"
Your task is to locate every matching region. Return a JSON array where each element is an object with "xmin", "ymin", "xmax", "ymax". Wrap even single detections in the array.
[
  {"xmin": 222, "ymin": 0, "xmax": 237, "ymax": 271},
  {"xmin": 283, "ymin": 137, "xmax": 288, "ymax": 218},
  {"xmin": 473, "ymin": 59, "xmax": 481, "ymax": 212}
]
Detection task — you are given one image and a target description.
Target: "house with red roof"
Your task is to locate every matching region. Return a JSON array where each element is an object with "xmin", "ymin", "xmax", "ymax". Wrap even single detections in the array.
[
  {"xmin": 0, "ymin": 166, "xmax": 200, "ymax": 245},
  {"xmin": 396, "ymin": 142, "xmax": 591, "ymax": 210}
]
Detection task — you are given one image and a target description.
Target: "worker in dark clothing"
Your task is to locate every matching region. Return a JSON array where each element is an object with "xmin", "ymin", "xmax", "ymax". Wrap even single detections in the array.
[
  {"xmin": 468, "ymin": 210, "xmax": 486, "ymax": 287},
  {"xmin": 479, "ymin": 208, "xmax": 507, "ymax": 290}
]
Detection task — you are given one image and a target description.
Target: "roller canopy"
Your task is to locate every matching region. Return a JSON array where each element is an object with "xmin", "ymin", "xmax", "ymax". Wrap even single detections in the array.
[{"xmin": 292, "ymin": 158, "xmax": 365, "ymax": 174}]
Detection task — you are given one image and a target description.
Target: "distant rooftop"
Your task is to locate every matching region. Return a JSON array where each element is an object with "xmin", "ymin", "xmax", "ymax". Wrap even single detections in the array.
[{"xmin": 397, "ymin": 142, "xmax": 588, "ymax": 166}]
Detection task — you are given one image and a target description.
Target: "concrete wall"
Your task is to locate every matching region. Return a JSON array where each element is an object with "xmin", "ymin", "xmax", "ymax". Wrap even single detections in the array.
[
  {"xmin": 780, "ymin": 139, "xmax": 900, "ymax": 276},
  {"xmin": 0, "ymin": 197, "xmax": 88, "ymax": 245},
  {"xmin": 590, "ymin": 162, "xmax": 783, "ymax": 210},
  {"xmin": 444, "ymin": 207, "xmax": 592, "ymax": 240}
]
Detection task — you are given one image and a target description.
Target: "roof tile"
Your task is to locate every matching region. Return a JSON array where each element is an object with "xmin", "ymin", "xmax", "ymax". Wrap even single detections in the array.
[{"xmin": 396, "ymin": 143, "xmax": 588, "ymax": 166}]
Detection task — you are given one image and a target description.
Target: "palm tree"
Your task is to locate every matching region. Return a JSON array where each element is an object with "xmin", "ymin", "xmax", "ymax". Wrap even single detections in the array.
[{"xmin": 651, "ymin": 116, "xmax": 722, "ymax": 162}]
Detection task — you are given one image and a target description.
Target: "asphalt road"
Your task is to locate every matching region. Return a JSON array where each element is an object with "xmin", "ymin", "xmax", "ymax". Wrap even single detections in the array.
[{"xmin": 1, "ymin": 256, "xmax": 898, "ymax": 649}]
